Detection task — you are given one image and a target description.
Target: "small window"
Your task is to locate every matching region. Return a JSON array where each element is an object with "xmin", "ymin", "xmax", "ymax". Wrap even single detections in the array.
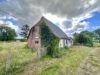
[{"xmin": 35, "ymin": 41, "xmax": 39, "ymax": 44}]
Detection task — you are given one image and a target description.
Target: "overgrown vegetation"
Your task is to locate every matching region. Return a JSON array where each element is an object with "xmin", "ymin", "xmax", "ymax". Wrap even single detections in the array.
[
  {"xmin": 94, "ymin": 43, "xmax": 100, "ymax": 47},
  {"xmin": 0, "ymin": 26, "xmax": 16, "ymax": 41},
  {"xmin": 40, "ymin": 22, "xmax": 61, "ymax": 57},
  {"xmin": 74, "ymin": 31, "xmax": 93, "ymax": 47},
  {"xmin": 93, "ymin": 28, "xmax": 100, "ymax": 42},
  {"xmin": 17, "ymin": 45, "xmax": 94, "ymax": 75},
  {"xmin": 0, "ymin": 42, "xmax": 35, "ymax": 75},
  {"xmin": 94, "ymin": 28, "xmax": 100, "ymax": 37},
  {"xmin": 79, "ymin": 48, "xmax": 100, "ymax": 75},
  {"xmin": 0, "ymin": 42, "xmax": 98, "ymax": 75}
]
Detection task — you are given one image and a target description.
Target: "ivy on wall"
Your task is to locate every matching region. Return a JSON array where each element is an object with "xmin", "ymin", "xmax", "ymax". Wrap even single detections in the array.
[{"xmin": 40, "ymin": 22, "xmax": 60, "ymax": 57}]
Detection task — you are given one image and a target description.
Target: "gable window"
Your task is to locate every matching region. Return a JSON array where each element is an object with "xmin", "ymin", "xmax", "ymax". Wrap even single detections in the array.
[{"xmin": 35, "ymin": 41, "xmax": 39, "ymax": 44}]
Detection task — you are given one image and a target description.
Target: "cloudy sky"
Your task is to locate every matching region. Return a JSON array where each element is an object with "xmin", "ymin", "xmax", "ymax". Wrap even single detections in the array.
[{"xmin": 0, "ymin": 0, "xmax": 100, "ymax": 37}]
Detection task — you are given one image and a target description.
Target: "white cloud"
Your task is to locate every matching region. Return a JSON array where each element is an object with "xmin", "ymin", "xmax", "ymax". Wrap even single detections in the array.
[
  {"xmin": 65, "ymin": 21, "xmax": 89, "ymax": 36},
  {"xmin": 0, "ymin": 18, "xmax": 19, "ymax": 35},
  {"xmin": 0, "ymin": 0, "xmax": 99, "ymax": 25},
  {"xmin": 77, "ymin": 21, "xmax": 89, "ymax": 30},
  {"xmin": 0, "ymin": 0, "xmax": 100, "ymax": 35},
  {"xmin": 89, "ymin": 0, "xmax": 97, "ymax": 5},
  {"xmin": 43, "ymin": 13, "xmax": 66, "ymax": 25},
  {"xmin": 0, "ymin": 20, "xmax": 4, "ymax": 24},
  {"xmin": 6, "ymin": 21, "xmax": 18, "ymax": 30}
]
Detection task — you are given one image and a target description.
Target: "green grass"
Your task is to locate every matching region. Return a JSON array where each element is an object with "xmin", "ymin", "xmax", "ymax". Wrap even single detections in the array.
[
  {"xmin": 40, "ymin": 46, "xmax": 93, "ymax": 75},
  {"xmin": 0, "ymin": 41, "xmax": 35, "ymax": 75},
  {"xmin": 78, "ymin": 48, "xmax": 100, "ymax": 75},
  {"xmin": 94, "ymin": 43, "xmax": 100, "ymax": 47},
  {"xmin": 0, "ymin": 42, "xmax": 96, "ymax": 75}
]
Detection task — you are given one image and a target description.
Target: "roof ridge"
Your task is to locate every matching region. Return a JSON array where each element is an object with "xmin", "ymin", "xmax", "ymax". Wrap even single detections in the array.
[
  {"xmin": 40, "ymin": 17, "xmax": 68, "ymax": 38},
  {"xmin": 30, "ymin": 16, "xmax": 68, "ymax": 38}
]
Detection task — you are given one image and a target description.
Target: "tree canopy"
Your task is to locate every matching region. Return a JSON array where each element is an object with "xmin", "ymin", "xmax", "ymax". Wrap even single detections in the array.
[
  {"xmin": 94, "ymin": 28, "xmax": 100, "ymax": 36},
  {"xmin": 74, "ymin": 31, "xmax": 93, "ymax": 47},
  {"xmin": 0, "ymin": 26, "xmax": 16, "ymax": 41},
  {"xmin": 93, "ymin": 29, "xmax": 100, "ymax": 42}
]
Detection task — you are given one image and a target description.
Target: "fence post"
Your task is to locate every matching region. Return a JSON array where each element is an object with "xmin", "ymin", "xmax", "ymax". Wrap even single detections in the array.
[
  {"xmin": 37, "ymin": 48, "xmax": 41, "ymax": 58},
  {"xmin": 5, "ymin": 50, "xmax": 11, "ymax": 75}
]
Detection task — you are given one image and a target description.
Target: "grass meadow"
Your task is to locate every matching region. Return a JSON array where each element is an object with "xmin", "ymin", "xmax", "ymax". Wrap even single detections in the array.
[
  {"xmin": 0, "ymin": 42, "xmax": 35, "ymax": 75},
  {"xmin": 0, "ymin": 41, "xmax": 99, "ymax": 75}
]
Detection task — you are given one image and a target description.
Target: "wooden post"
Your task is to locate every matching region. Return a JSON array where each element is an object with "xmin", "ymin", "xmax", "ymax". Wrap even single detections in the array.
[
  {"xmin": 6, "ymin": 50, "xmax": 11, "ymax": 74},
  {"xmin": 37, "ymin": 48, "xmax": 41, "ymax": 58}
]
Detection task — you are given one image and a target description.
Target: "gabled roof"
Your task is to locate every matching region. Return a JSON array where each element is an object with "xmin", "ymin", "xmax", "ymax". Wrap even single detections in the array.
[{"xmin": 30, "ymin": 17, "xmax": 69, "ymax": 39}]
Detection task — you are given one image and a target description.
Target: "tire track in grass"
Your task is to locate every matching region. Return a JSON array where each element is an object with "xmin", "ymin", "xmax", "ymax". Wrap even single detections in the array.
[{"xmin": 78, "ymin": 48, "xmax": 100, "ymax": 75}]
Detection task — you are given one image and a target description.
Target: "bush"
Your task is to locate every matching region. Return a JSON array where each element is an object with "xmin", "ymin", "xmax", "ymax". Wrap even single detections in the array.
[
  {"xmin": 40, "ymin": 21, "xmax": 70, "ymax": 57},
  {"xmin": 47, "ymin": 46, "xmax": 69, "ymax": 58},
  {"xmin": 19, "ymin": 39, "xmax": 26, "ymax": 42},
  {"xmin": 74, "ymin": 32, "xmax": 93, "ymax": 47},
  {"xmin": 40, "ymin": 22, "xmax": 64, "ymax": 57}
]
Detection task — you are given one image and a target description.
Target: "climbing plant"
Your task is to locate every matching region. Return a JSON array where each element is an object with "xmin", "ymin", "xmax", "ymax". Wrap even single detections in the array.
[{"xmin": 40, "ymin": 22, "xmax": 60, "ymax": 57}]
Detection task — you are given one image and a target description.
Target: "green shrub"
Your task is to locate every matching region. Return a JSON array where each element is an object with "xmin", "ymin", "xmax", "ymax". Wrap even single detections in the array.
[
  {"xmin": 40, "ymin": 22, "xmax": 60, "ymax": 57},
  {"xmin": 51, "ymin": 46, "xmax": 69, "ymax": 58},
  {"xmin": 19, "ymin": 39, "xmax": 26, "ymax": 42},
  {"xmin": 40, "ymin": 22, "xmax": 70, "ymax": 57},
  {"xmin": 74, "ymin": 32, "xmax": 93, "ymax": 47},
  {"xmin": 63, "ymin": 46, "xmax": 69, "ymax": 50}
]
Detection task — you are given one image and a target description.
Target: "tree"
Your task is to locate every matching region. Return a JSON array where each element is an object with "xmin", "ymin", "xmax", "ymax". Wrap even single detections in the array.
[
  {"xmin": 20, "ymin": 24, "xmax": 29, "ymax": 38},
  {"xmin": 94, "ymin": 28, "xmax": 100, "ymax": 37},
  {"xmin": 0, "ymin": 26, "xmax": 16, "ymax": 41},
  {"xmin": 74, "ymin": 32, "xmax": 93, "ymax": 47},
  {"xmin": 81, "ymin": 31, "xmax": 94, "ymax": 37},
  {"xmin": 93, "ymin": 29, "xmax": 100, "ymax": 42}
]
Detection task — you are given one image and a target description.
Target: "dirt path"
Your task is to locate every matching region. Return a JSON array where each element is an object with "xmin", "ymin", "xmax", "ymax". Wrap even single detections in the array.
[{"xmin": 78, "ymin": 48, "xmax": 100, "ymax": 75}]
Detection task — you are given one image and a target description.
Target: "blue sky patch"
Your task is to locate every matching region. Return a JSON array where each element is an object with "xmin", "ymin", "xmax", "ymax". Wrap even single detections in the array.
[
  {"xmin": 7, "ymin": 18, "xmax": 17, "ymax": 25},
  {"xmin": 0, "ymin": 0, "xmax": 7, "ymax": 3},
  {"xmin": 82, "ymin": 11, "xmax": 100, "ymax": 31}
]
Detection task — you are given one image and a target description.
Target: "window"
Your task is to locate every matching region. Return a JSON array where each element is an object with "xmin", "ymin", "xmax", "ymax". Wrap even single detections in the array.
[{"xmin": 35, "ymin": 41, "xmax": 39, "ymax": 44}]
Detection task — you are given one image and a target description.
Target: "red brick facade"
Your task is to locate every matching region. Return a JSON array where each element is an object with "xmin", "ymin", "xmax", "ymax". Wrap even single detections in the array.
[{"xmin": 28, "ymin": 25, "xmax": 41, "ymax": 49}]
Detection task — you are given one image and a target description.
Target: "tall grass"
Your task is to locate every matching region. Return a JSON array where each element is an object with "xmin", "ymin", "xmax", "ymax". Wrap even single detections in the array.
[
  {"xmin": 40, "ymin": 46, "xmax": 93, "ymax": 75},
  {"xmin": 0, "ymin": 42, "xmax": 96, "ymax": 75},
  {"xmin": 0, "ymin": 42, "xmax": 35, "ymax": 75}
]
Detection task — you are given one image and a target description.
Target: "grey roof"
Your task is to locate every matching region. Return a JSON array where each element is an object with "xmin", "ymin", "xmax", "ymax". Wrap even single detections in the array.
[{"xmin": 35, "ymin": 17, "xmax": 69, "ymax": 39}]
